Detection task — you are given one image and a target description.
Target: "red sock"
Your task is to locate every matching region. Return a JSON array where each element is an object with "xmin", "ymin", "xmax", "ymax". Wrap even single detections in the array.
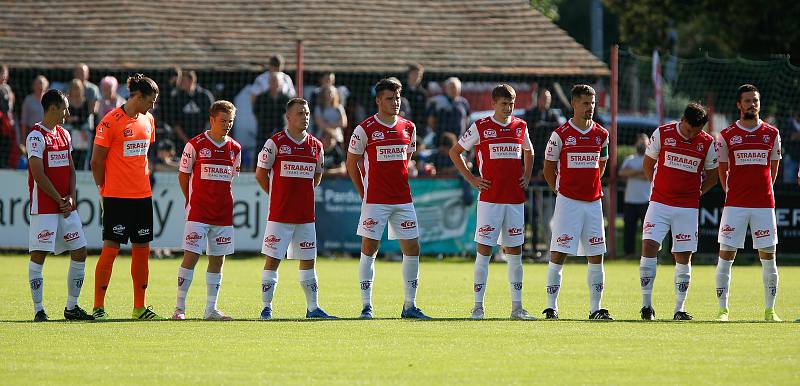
[
  {"xmin": 131, "ymin": 246, "xmax": 150, "ymax": 308},
  {"xmin": 94, "ymin": 246, "xmax": 119, "ymax": 308}
]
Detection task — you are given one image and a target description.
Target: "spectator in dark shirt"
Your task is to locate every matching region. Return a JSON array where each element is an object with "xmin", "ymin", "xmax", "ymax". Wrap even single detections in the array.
[
  {"xmin": 0, "ymin": 64, "xmax": 18, "ymax": 168},
  {"xmin": 403, "ymin": 63, "xmax": 428, "ymax": 132},
  {"xmin": 64, "ymin": 79, "xmax": 94, "ymax": 169},
  {"xmin": 523, "ymin": 89, "xmax": 562, "ymax": 177},
  {"xmin": 73, "ymin": 63, "xmax": 100, "ymax": 117},
  {"xmin": 154, "ymin": 138, "xmax": 180, "ymax": 172},
  {"xmin": 253, "ymin": 72, "xmax": 291, "ymax": 148},
  {"xmin": 170, "ymin": 70, "xmax": 215, "ymax": 144},
  {"xmin": 428, "ymin": 132, "xmax": 458, "ymax": 176},
  {"xmin": 320, "ymin": 128, "xmax": 347, "ymax": 177},
  {"xmin": 427, "ymin": 77, "xmax": 470, "ymax": 140}
]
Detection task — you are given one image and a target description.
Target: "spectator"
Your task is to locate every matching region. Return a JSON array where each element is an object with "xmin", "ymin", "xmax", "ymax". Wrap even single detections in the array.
[
  {"xmin": 154, "ymin": 138, "xmax": 180, "ymax": 172},
  {"xmin": 253, "ymin": 72, "xmax": 291, "ymax": 149},
  {"xmin": 427, "ymin": 132, "xmax": 458, "ymax": 176},
  {"xmin": 156, "ymin": 67, "xmax": 182, "ymax": 137},
  {"xmin": 98, "ymin": 76, "xmax": 125, "ymax": 119},
  {"xmin": 21, "ymin": 75, "xmax": 49, "ymax": 135},
  {"xmin": 403, "ymin": 63, "xmax": 428, "ymax": 132},
  {"xmin": 0, "ymin": 64, "xmax": 19, "ymax": 168},
  {"xmin": 73, "ymin": 63, "xmax": 100, "ymax": 116},
  {"xmin": 320, "ymin": 128, "xmax": 347, "ymax": 177},
  {"xmin": 427, "ymin": 77, "xmax": 470, "ymax": 139},
  {"xmin": 64, "ymin": 79, "xmax": 94, "ymax": 169},
  {"xmin": 250, "ymin": 54, "xmax": 296, "ymax": 105},
  {"xmin": 782, "ymin": 110, "xmax": 800, "ymax": 182},
  {"xmin": 314, "ymin": 85, "xmax": 347, "ymax": 142},
  {"xmin": 619, "ymin": 133, "xmax": 652, "ymax": 256},
  {"xmin": 170, "ymin": 70, "xmax": 215, "ymax": 144},
  {"xmin": 523, "ymin": 89, "xmax": 563, "ymax": 177}
]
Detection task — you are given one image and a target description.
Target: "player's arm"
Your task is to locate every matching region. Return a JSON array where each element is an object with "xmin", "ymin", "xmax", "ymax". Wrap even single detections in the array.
[
  {"xmin": 642, "ymin": 156, "xmax": 657, "ymax": 182},
  {"xmin": 314, "ymin": 172, "xmax": 323, "ymax": 187},
  {"xmin": 769, "ymin": 134, "xmax": 781, "ymax": 185},
  {"xmin": 717, "ymin": 162, "xmax": 729, "ymax": 192},
  {"xmin": 543, "ymin": 160, "xmax": 557, "ymax": 193},
  {"xmin": 701, "ymin": 168, "xmax": 719, "ymax": 195},
  {"xmin": 255, "ymin": 167, "xmax": 270, "ymax": 193},
  {"xmin": 90, "ymin": 144, "xmax": 108, "ymax": 188},
  {"xmin": 543, "ymin": 131, "xmax": 562, "ymax": 193},
  {"xmin": 449, "ymin": 143, "xmax": 489, "ymax": 191},
  {"xmin": 314, "ymin": 150, "xmax": 324, "ymax": 187},
  {"xmin": 29, "ymin": 157, "xmax": 67, "ymax": 209},
  {"xmin": 178, "ymin": 143, "xmax": 196, "ymax": 203},
  {"xmin": 67, "ymin": 152, "xmax": 77, "ymax": 213},
  {"xmin": 178, "ymin": 172, "xmax": 191, "ymax": 203},
  {"xmin": 346, "ymin": 152, "xmax": 365, "ymax": 198},
  {"xmin": 642, "ymin": 129, "xmax": 661, "ymax": 182},
  {"xmin": 520, "ymin": 129, "xmax": 534, "ymax": 188},
  {"xmin": 770, "ymin": 160, "xmax": 780, "ymax": 185},
  {"xmin": 598, "ymin": 138, "xmax": 609, "ymax": 177}
]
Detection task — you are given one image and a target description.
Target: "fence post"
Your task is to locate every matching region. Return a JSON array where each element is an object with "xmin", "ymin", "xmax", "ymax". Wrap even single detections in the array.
[
  {"xmin": 296, "ymin": 39, "xmax": 304, "ymax": 98},
  {"xmin": 608, "ymin": 45, "xmax": 619, "ymax": 259}
]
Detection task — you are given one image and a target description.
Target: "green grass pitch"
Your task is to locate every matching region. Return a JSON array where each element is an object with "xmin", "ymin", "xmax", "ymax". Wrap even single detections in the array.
[{"xmin": 1, "ymin": 254, "xmax": 798, "ymax": 384}]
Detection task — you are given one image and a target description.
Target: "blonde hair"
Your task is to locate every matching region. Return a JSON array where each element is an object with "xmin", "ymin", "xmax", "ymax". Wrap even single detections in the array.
[{"xmin": 210, "ymin": 100, "xmax": 236, "ymax": 117}]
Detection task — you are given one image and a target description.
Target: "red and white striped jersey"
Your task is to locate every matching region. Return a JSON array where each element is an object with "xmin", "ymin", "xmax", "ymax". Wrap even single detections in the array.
[
  {"xmin": 26, "ymin": 123, "xmax": 73, "ymax": 215},
  {"xmin": 544, "ymin": 119, "xmax": 609, "ymax": 202},
  {"xmin": 645, "ymin": 122, "xmax": 717, "ymax": 208},
  {"xmin": 348, "ymin": 115, "xmax": 416, "ymax": 204},
  {"xmin": 458, "ymin": 116, "xmax": 532, "ymax": 204},
  {"xmin": 258, "ymin": 129, "xmax": 323, "ymax": 224},
  {"xmin": 180, "ymin": 131, "xmax": 242, "ymax": 226},
  {"xmin": 718, "ymin": 120, "xmax": 781, "ymax": 208}
]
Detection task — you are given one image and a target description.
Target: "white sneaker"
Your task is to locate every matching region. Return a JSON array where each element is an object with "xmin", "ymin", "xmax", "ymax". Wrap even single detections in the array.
[
  {"xmin": 204, "ymin": 309, "xmax": 233, "ymax": 321},
  {"xmin": 171, "ymin": 308, "xmax": 186, "ymax": 320},
  {"xmin": 510, "ymin": 307, "xmax": 536, "ymax": 320},
  {"xmin": 470, "ymin": 305, "xmax": 484, "ymax": 320}
]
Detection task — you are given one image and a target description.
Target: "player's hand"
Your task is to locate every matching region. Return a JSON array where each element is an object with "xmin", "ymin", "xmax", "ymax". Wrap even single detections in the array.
[
  {"xmin": 58, "ymin": 197, "xmax": 72, "ymax": 216},
  {"xmin": 518, "ymin": 175, "xmax": 531, "ymax": 189},
  {"xmin": 468, "ymin": 175, "xmax": 491, "ymax": 191}
]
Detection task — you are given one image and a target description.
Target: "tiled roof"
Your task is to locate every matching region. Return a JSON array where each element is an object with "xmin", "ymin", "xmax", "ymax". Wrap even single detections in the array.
[{"xmin": 0, "ymin": 0, "xmax": 609, "ymax": 76}]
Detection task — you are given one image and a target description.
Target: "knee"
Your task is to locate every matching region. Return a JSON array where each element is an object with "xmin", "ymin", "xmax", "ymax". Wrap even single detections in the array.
[
  {"xmin": 71, "ymin": 247, "xmax": 87, "ymax": 262},
  {"xmin": 549, "ymin": 251, "xmax": 566, "ymax": 265}
]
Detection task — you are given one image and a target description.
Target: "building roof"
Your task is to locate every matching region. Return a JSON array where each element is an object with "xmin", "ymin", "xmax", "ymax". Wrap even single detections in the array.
[{"xmin": 0, "ymin": 0, "xmax": 609, "ymax": 76}]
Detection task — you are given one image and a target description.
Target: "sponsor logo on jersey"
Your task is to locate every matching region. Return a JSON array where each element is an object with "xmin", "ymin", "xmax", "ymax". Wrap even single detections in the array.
[
  {"xmin": 123, "ymin": 139, "xmax": 149, "ymax": 157},
  {"xmin": 263, "ymin": 234, "xmax": 281, "ymax": 248},
  {"xmin": 202, "ymin": 164, "xmax": 235, "ymax": 181},
  {"xmin": 376, "ymin": 145, "xmax": 408, "ymax": 161},
  {"xmin": 123, "ymin": 128, "xmax": 133, "ymax": 137},
  {"xmin": 362, "ymin": 218, "xmax": 378, "ymax": 231},
  {"xmin": 643, "ymin": 222, "xmax": 656, "ymax": 234},
  {"xmin": 733, "ymin": 150, "xmax": 768, "ymax": 165},
  {"xmin": 663, "ymin": 151, "xmax": 700, "ymax": 173},
  {"xmin": 567, "ymin": 152, "xmax": 600, "ymax": 168},
  {"xmin": 565, "ymin": 136, "xmax": 576, "ymax": 146},
  {"xmin": 216, "ymin": 236, "xmax": 232, "ymax": 245},
  {"xmin": 508, "ymin": 227, "xmax": 523, "ymax": 236},
  {"xmin": 279, "ymin": 144, "xmax": 292, "ymax": 155},
  {"xmin": 37, "ymin": 230, "xmax": 54, "ymax": 242},
  {"xmin": 556, "ymin": 234, "xmax": 573, "ymax": 247},
  {"xmin": 279, "ymin": 161, "xmax": 315, "ymax": 179},
  {"xmin": 47, "ymin": 150, "xmax": 70, "ymax": 168},
  {"xmin": 63, "ymin": 232, "xmax": 80, "ymax": 242},
  {"xmin": 675, "ymin": 233, "xmax": 691, "ymax": 241},
  {"xmin": 478, "ymin": 225, "xmax": 496, "ymax": 237},
  {"xmin": 371, "ymin": 131, "xmax": 384, "ymax": 141},
  {"xmin": 754, "ymin": 229, "xmax": 770, "ymax": 238},
  {"xmin": 489, "ymin": 143, "xmax": 522, "ymax": 159},
  {"xmin": 720, "ymin": 225, "xmax": 735, "ymax": 236},
  {"xmin": 199, "ymin": 148, "xmax": 212, "ymax": 158},
  {"xmin": 299, "ymin": 241, "xmax": 315, "ymax": 249},
  {"xmin": 664, "ymin": 137, "xmax": 677, "ymax": 147},
  {"xmin": 763, "ymin": 135, "xmax": 770, "ymax": 143},
  {"xmin": 185, "ymin": 231, "xmax": 202, "ymax": 246},
  {"xmin": 483, "ymin": 129, "xmax": 497, "ymax": 138},
  {"xmin": 400, "ymin": 220, "xmax": 416, "ymax": 230},
  {"xmin": 113, "ymin": 224, "xmax": 125, "ymax": 235},
  {"xmin": 730, "ymin": 135, "xmax": 742, "ymax": 145},
  {"xmin": 589, "ymin": 236, "xmax": 604, "ymax": 245}
]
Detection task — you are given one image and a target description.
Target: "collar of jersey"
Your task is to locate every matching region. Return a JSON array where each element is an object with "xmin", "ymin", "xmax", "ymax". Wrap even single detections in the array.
[
  {"xmin": 34, "ymin": 122, "xmax": 56, "ymax": 134},
  {"xmin": 373, "ymin": 114, "xmax": 398, "ymax": 128},
  {"xmin": 568, "ymin": 118, "xmax": 594, "ymax": 134},
  {"xmin": 490, "ymin": 116, "xmax": 513, "ymax": 127},
  {"xmin": 735, "ymin": 119, "xmax": 763, "ymax": 132},
  {"xmin": 283, "ymin": 128, "xmax": 307, "ymax": 145},
  {"xmin": 203, "ymin": 130, "xmax": 229, "ymax": 147}
]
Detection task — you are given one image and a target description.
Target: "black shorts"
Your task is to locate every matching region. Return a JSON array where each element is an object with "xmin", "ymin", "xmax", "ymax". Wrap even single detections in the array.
[{"xmin": 102, "ymin": 197, "xmax": 154, "ymax": 244}]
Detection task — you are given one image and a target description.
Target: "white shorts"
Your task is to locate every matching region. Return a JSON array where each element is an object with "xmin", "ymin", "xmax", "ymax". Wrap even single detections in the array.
[
  {"xmin": 29, "ymin": 212, "xmax": 87, "ymax": 254},
  {"xmin": 718, "ymin": 206, "xmax": 778, "ymax": 250},
  {"xmin": 261, "ymin": 221, "xmax": 317, "ymax": 260},
  {"xmin": 182, "ymin": 221, "xmax": 235, "ymax": 256},
  {"xmin": 474, "ymin": 201, "xmax": 525, "ymax": 247},
  {"xmin": 642, "ymin": 201, "xmax": 698, "ymax": 253},
  {"xmin": 357, "ymin": 203, "xmax": 419, "ymax": 241},
  {"xmin": 549, "ymin": 195, "xmax": 606, "ymax": 256}
]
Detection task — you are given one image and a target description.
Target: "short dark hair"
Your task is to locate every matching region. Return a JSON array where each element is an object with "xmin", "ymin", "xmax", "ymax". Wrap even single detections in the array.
[
  {"xmin": 375, "ymin": 77, "xmax": 402, "ymax": 96},
  {"xmin": 571, "ymin": 84, "xmax": 596, "ymax": 100},
  {"xmin": 737, "ymin": 84, "xmax": 759, "ymax": 101},
  {"xmin": 408, "ymin": 63, "xmax": 424, "ymax": 73},
  {"xmin": 269, "ymin": 55, "xmax": 284, "ymax": 70},
  {"xmin": 683, "ymin": 102, "xmax": 708, "ymax": 127},
  {"xmin": 286, "ymin": 97, "xmax": 308, "ymax": 111},
  {"xmin": 127, "ymin": 73, "xmax": 159, "ymax": 97},
  {"xmin": 158, "ymin": 139, "xmax": 175, "ymax": 152},
  {"xmin": 41, "ymin": 89, "xmax": 67, "ymax": 111},
  {"xmin": 492, "ymin": 84, "xmax": 516, "ymax": 100}
]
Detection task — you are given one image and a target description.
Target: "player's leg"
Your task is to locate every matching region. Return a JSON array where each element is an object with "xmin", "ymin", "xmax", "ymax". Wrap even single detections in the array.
[
  {"xmin": 544, "ymin": 195, "xmax": 583, "ymax": 319},
  {"xmin": 203, "ymin": 225, "xmax": 234, "ymax": 321},
  {"xmin": 389, "ymin": 204, "xmax": 429, "ymax": 319},
  {"xmin": 29, "ymin": 250, "xmax": 48, "ymax": 321},
  {"xmin": 291, "ymin": 223, "xmax": 335, "ymax": 319},
  {"xmin": 260, "ymin": 221, "xmax": 291, "ymax": 320},
  {"xmin": 130, "ymin": 197, "xmax": 157, "ymax": 319},
  {"xmin": 94, "ymin": 197, "xmax": 124, "ymax": 319},
  {"xmin": 670, "ymin": 207, "xmax": 699, "ymax": 321},
  {"xmin": 472, "ymin": 242, "xmax": 492, "ymax": 320},
  {"xmin": 472, "ymin": 201, "xmax": 502, "ymax": 319},
  {"xmin": 581, "ymin": 198, "xmax": 610, "ymax": 320},
  {"xmin": 174, "ymin": 221, "xmax": 204, "ymax": 319},
  {"xmin": 28, "ymin": 214, "xmax": 59, "ymax": 322},
  {"xmin": 639, "ymin": 202, "xmax": 671, "ymax": 320},
  {"xmin": 715, "ymin": 206, "xmax": 745, "ymax": 321},
  {"xmin": 59, "ymin": 211, "xmax": 91, "ymax": 320},
  {"xmin": 499, "ymin": 203, "xmax": 531, "ymax": 320},
  {"xmin": 751, "ymin": 208, "xmax": 780, "ymax": 321},
  {"xmin": 356, "ymin": 204, "xmax": 388, "ymax": 318}
]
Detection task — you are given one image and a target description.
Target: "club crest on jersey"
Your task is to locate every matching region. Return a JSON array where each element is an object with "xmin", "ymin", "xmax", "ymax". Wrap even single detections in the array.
[
  {"xmin": 362, "ymin": 218, "xmax": 378, "ymax": 231},
  {"xmin": 199, "ymin": 148, "xmax": 212, "ymax": 158},
  {"xmin": 763, "ymin": 135, "xmax": 770, "ymax": 143},
  {"xmin": 371, "ymin": 131, "xmax": 384, "ymax": 141},
  {"xmin": 478, "ymin": 225, "xmax": 495, "ymax": 237},
  {"xmin": 731, "ymin": 135, "xmax": 742, "ymax": 145},
  {"xmin": 279, "ymin": 145, "xmax": 292, "ymax": 155},
  {"xmin": 515, "ymin": 128, "xmax": 522, "ymax": 137},
  {"xmin": 483, "ymin": 129, "xmax": 497, "ymax": 138},
  {"xmin": 664, "ymin": 137, "xmax": 677, "ymax": 146},
  {"xmin": 696, "ymin": 143, "xmax": 704, "ymax": 152},
  {"xmin": 595, "ymin": 137, "xmax": 601, "ymax": 145},
  {"xmin": 565, "ymin": 136, "xmax": 576, "ymax": 146},
  {"xmin": 123, "ymin": 128, "xmax": 133, "ymax": 137},
  {"xmin": 264, "ymin": 235, "xmax": 281, "ymax": 248}
]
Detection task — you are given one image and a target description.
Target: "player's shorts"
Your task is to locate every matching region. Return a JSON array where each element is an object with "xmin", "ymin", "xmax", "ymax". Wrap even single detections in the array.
[
  {"xmin": 549, "ymin": 195, "xmax": 606, "ymax": 256},
  {"xmin": 474, "ymin": 201, "xmax": 524, "ymax": 247},
  {"xmin": 261, "ymin": 221, "xmax": 317, "ymax": 260},
  {"xmin": 102, "ymin": 197, "xmax": 153, "ymax": 244},
  {"xmin": 642, "ymin": 201, "xmax": 698, "ymax": 253},
  {"xmin": 718, "ymin": 206, "xmax": 778, "ymax": 250},
  {"xmin": 357, "ymin": 202, "xmax": 419, "ymax": 241},
  {"xmin": 182, "ymin": 221, "xmax": 234, "ymax": 256},
  {"xmin": 29, "ymin": 211, "xmax": 87, "ymax": 254}
]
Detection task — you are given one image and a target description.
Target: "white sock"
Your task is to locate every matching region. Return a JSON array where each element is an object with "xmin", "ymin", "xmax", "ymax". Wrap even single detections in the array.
[
  {"xmin": 29, "ymin": 261, "xmax": 44, "ymax": 312},
  {"xmin": 545, "ymin": 262, "xmax": 563, "ymax": 310},
  {"xmin": 402, "ymin": 255, "xmax": 420, "ymax": 309},
  {"xmin": 715, "ymin": 258, "xmax": 733, "ymax": 309},
  {"xmin": 176, "ymin": 267, "xmax": 194, "ymax": 311},
  {"xmin": 506, "ymin": 253, "xmax": 523, "ymax": 308},
  {"xmin": 674, "ymin": 263, "xmax": 691, "ymax": 313},
  {"xmin": 640, "ymin": 256, "xmax": 657, "ymax": 307},
  {"xmin": 206, "ymin": 272, "xmax": 222, "ymax": 312},
  {"xmin": 587, "ymin": 262, "xmax": 605, "ymax": 313},
  {"xmin": 760, "ymin": 259, "xmax": 778, "ymax": 309},
  {"xmin": 66, "ymin": 260, "xmax": 85, "ymax": 310},
  {"xmin": 299, "ymin": 268, "xmax": 319, "ymax": 311},
  {"xmin": 358, "ymin": 253, "xmax": 376, "ymax": 306},
  {"xmin": 473, "ymin": 252, "xmax": 491, "ymax": 306},
  {"xmin": 261, "ymin": 270, "xmax": 278, "ymax": 308}
]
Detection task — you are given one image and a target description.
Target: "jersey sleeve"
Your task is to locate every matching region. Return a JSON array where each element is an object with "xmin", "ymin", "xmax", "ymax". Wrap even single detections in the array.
[
  {"xmin": 645, "ymin": 129, "xmax": 661, "ymax": 160},
  {"xmin": 771, "ymin": 134, "xmax": 782, "ymax": 160},
  {"xmin": 179, "ymin": 142, "xmax": 195, "ymax": 174},
  {"xmin": 717, "ymin": 137, "xmax": 729, "ymax": 163},
  {"xmin": 348, "ymin": 125, "xmax": 367, "ymax": 155},
  {"xmin": 26, "ymin": 131, "xmax": 44, "ymax": 159},
  {"xmin": 257, "ymin": 139, "xmax": 277, "ymax": 170},
  {"xmin": 149, "ymin": 115, "xmax": 156, "ymax": 143},
  {"xmin": 94, "ymin": 116, "xmax": 113, "ymax": 148},
  {"xmin": 407, "ymin": 124, "xmax": 417, "ymax": 154},
  {"xmin": 233, "ymin": 149, "xmax": 242, "ymax": 176},
  {"xmin": 457, "ymin": 123, "xmax": 479, "ymax": 151},
  {"xmin": 522, "ymin": 126, "xmax": 533, "ymax": 151},
  {"xmin": 544, "ymin": 131, "xmax": 562, "ymax": 162},
  {"xmin": 316, "ymin": 151, "xmax": 325, "ymax": 173},
  {"xmin": 63, "ymin": 128, "xmax": 73, "ymax": 152},
  {"xmin": 599, "ymin": 135, "xmax": 609, "ymax": 161},
  {"xmin": 704, "ymin": 140, "xmax": 719, "ymax": 170}
]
